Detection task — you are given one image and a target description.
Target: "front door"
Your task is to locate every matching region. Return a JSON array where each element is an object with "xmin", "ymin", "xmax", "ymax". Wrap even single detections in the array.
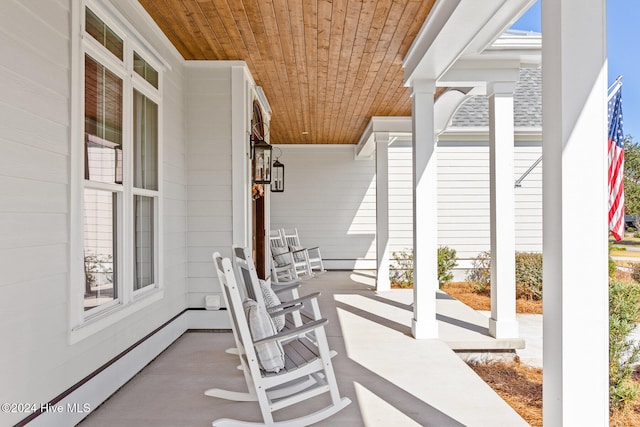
[
  {"xmin": 252, "ymin": 195, "xmax": 266, "ymax": 279},
  {"xmin": 251, "ymin": 100, "xmax": 266, "ymax": 279}
]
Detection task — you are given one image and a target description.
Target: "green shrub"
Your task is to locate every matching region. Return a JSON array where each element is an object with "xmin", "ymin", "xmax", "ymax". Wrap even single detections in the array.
[
  {"xmin": 609, "ymin": 242, "xmax": 618, "ymax": 279},
  {"xmin": 390, "ymin": 250, "xmax": 414, "ymax": 288},
  {"xmin": 389, "ymin": 246, "xmax": 458, "ymax": 289},
  {"xmin": 609, "ymin": 280, "xmax": 640, "ymax": 411},
  {"xmin": 515, "ymin": 252, "xmax": 543, "ymax": 300},
  {"xmin": 632, "ymin": 263, "xmax": 640, "ymax": 283},
  {"xmin": 628, "ymin": 226, "xmax": 637, "ymax": 233},
  {"xmin": 466, "ymin": 251, "xmax": 491, "ymax": 295},
  {"xmin": 437, "ymin": 246, "xmax": 457, "ymax": 287},
  {"xmin": 634, "ymin": 230, "xmax": 640, "ymax": 238},
  {"xmin": 466, "ymin": 251, "xmax": 543, "ymax": 300}
]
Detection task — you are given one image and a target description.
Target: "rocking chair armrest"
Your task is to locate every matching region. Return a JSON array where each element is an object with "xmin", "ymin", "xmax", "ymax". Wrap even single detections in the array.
[
  {"xmin": 268, "ymin": 303, "xmax": 308, "ymax": 318},
  {"xmin": 273, "ymin": 262, "xmax": 294, "ymax": 269},
  {"xmin": 253, "ymin": 318, "xmax": 329, "ymax": 345},
  {"xmin": 266, "ymin": 292, "xmax": 321, "ymax": 313},
  {"xmin": 290, "ymin": 248, "xmax": 309, "ymax": 255},
  {"xmin": 306, "ymin": 246, "xmax": 320, "ymax": 251},
  {"xmin": 271, "ymin": 249, "xmax": 293, "ymax": 256},
  {"xmin": 272, "ymin": 278, "xmax": 302, "ymax": 286},
  {"xmin": 271, "ymin": 281, "xmax": 301, "ymax": 295}
]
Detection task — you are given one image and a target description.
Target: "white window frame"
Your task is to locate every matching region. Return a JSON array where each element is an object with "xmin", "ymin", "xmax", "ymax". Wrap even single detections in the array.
[{"xmin": 69, "ymin": 0, "xmax": 165, "ymax": 343}]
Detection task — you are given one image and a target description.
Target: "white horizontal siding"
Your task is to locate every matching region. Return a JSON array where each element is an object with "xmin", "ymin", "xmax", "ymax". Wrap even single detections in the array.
[
  {"xmin": 271, "ymin": 145, "xmax": 377, "ymax": 265},
  {"xmin": 271, "ymin": 141, "xmax": 542, "ymax": 269},
  {"xmin": 388, "ymin": 139, "xmax": 543, "ymax": 263},
  {"xmin": 185, "ymin": 64, "xmax": 235, "ymax": 307},
  {"xmin": 0, "ymin": 1, "xmax": 188, "ymax": 425},
  {"xmin": 388, "ymin": 145, "xmax": 412, "ymax": 256}
]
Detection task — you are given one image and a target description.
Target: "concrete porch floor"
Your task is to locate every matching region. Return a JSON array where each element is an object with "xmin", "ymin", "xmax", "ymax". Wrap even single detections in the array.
[{"xmin": 79, "ymin": 271, "xmax": 530, "ymax": 426}]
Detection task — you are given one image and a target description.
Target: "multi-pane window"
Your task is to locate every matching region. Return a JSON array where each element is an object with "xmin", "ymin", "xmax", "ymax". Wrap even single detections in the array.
[
  {"xmin": 85, "ymin": 7, "xmax": 123, "ymax": 60},
  {"xmin": 82, "ymin": 5, "xmax": 161, "ymax": 316},
  {"xmin": 134, "ymin": 52, "xmax": 159, "ymax": 89},
  {"xmin": 133, "ymin": 89, "xmax": 158, "ymax": 292},
  {"xmin": 134, "ymin": 195, "xmax": 154, "ymax": 291}
]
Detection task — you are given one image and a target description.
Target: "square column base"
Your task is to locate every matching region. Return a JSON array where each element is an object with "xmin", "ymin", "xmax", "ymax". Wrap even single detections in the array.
[
  {"xmin": 489, "ymin": 318, "xmax": 519, "ymax": 339},
  {"xmin": 412, "ymin": 318, "xmax": 438, "ymax": 339},
  {"xmin": 376, "ymin": 275, "xmax": 391, "ymax": 292}
]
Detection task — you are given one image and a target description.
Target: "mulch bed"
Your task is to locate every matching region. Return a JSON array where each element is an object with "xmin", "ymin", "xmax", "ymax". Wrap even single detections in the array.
[
  {"xmin": 469, "ymin": 361, "xmax": 542, "ymax": 427},
  {"xmin": 442, "ymin": 282, "xmax": 542, "ymax": 314},
  {"xmin": 390, "ymin": 281, "xmax": 543, "ymax": 313},
  {"xmin": 451, "ymin": 271, "xmax": 640, "ymax": 426},
  {"xmin": 470, "ymin": 361, "xmax": 640, "ymax": 427},
  {"xmin": 393, "ymin": 274, "xmax": 640, "ymax": 425}
]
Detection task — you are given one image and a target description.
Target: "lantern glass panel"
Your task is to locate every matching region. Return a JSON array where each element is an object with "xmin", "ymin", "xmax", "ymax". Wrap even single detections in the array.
[
  {"xmin": 253, "ymin": 140, "xmax": 272, "ymax": 184},
  {"xmin": 272, "ymin": 160, "xmax": 284, "ymax": 192}
]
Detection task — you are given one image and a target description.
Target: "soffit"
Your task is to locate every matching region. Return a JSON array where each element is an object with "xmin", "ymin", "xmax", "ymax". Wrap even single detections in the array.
[{"xmin": 139, "ymin": 0, "xmax": 435, "ymax": 144}]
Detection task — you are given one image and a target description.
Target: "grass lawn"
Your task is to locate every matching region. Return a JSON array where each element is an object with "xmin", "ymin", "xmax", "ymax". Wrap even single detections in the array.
[
  {"xmin": 611, "ymin": 235, "xmax": 640, "ymax": 245},
  {"xmin": 611, "ymin": 250, "xmax": 640, "ymax": 258}
]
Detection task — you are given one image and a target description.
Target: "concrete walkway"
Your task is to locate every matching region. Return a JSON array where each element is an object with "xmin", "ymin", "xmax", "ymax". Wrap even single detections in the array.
[{"xmin": 80, "ymin": 271, "xmax": 530, "ymax": 427}]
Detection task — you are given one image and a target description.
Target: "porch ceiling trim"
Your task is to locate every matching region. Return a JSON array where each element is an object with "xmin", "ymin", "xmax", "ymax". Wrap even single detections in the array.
[{"xmin": 354, "ymin": 116, "xmax": 412, "ymax": 159}]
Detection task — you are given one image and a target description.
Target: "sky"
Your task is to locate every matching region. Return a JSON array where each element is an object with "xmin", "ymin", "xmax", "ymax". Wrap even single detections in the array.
[{"xmin": 510, "ymin": 0, "xmax": 640, "ymax": 140}]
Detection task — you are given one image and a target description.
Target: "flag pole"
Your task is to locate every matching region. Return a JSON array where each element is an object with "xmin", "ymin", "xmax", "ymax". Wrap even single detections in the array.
[{"xmin": 608, "ymin": 75, "xmax": 623, "ymax": 100}]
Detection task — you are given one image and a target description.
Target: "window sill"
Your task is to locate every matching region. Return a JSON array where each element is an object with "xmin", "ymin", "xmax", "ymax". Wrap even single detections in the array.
[{"xmin": 69, "ymin": 288, "xmax": 164, "ymax": 344}]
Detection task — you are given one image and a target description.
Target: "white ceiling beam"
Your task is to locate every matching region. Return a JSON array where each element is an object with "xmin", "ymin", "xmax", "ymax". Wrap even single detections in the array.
[
  {"xmin": 438, "ymin": 59, "xmax": 521, "ymax": 87},
  {"xmin": 403, "ymin": 0, "xmax": 536, "ymax": 86}
]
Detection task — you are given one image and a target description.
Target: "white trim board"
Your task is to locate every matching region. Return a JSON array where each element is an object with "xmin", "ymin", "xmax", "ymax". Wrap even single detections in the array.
[{"xmin": 323, "ymin": 259, "xmax": 377, "ymax": 270}]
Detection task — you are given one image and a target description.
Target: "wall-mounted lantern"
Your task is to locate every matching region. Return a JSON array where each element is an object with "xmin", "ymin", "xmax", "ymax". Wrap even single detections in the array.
[
  {"xmin": 251, "ymin": 123, "xmax": 272, "ymax": 184},
  {"xmin": 271, "ymin": 148, "xmax": 284, "ymax": 192}
]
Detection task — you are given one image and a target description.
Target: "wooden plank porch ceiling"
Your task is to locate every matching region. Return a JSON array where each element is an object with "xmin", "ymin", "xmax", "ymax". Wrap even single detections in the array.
[{"xmin": 140, "ymin": 0, "xmax": 436, "ymax": 145}]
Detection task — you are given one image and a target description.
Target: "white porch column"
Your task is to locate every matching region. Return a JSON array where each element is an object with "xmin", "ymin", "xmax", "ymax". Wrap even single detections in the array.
[
  {"xmin": 376, "ymin": 132, "xmax": 391, "ymax": 292},
  {"xmin": 231, "ymin": 66, "xmax": 251, "ymax": 248},
  {"xmin": 488, "ymin": 82, "xmax": 519, "ymax": 339},
  {"xmin": 411, "ymin": 79, "xmax": 438, "ymax": 339},
  {"xmin": 542, "ymin": 0, "xmax": 609, "ymax": 425}
]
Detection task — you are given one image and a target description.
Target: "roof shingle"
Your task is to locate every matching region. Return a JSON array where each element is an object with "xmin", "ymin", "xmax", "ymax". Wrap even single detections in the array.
[{"xmin": 450, "ymin": 68, "xmax": 541, "ymax": 128}]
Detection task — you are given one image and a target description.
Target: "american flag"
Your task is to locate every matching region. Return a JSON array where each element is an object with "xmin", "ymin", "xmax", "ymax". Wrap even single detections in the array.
[{"xmin": 608, "ymin": 82, "xmax": 624, "ymax": 241}]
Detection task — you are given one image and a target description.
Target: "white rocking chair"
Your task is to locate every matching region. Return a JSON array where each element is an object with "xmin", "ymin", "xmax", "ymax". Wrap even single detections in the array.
[
  {"xmin": 280, "ymin": 228, "xmax": 325, "ymax": 274},
  {"xmin": 207, "ymin": 253, "xmax": 350, "ymax": 426},
  {"xmin": 269, "ymin": 229, "xmax": 313, "ymax": 281},
  {"xmin": 232, "ymin": 246, "xmax": 336, "ymax": 348},
  {"xmin": 232, "ymin": 246, "xmax": 306, "ymax": 330},
  {"xmin": 268, "ymin": 245, "xmax": 298, "ymax": 284}
]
